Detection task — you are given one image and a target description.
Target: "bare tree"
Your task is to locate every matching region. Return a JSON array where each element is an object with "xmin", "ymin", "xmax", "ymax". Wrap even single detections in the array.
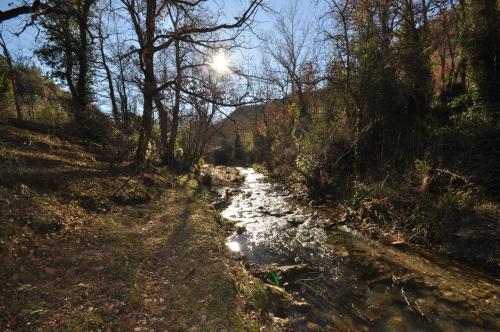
[
  {"xmin": 265, "ymin": 0, "xmax": 319, "ymax": 122},
  {"xmin": 120, "ymin": 0, "xmax": 263, "ymax": 171},
  {"xmin": 96, "ymin": 10, "xmax": 120, "ymax": 126},
  {"xmin": 0, "ymin": 0, "xmax": 45, "ymax": 23}
]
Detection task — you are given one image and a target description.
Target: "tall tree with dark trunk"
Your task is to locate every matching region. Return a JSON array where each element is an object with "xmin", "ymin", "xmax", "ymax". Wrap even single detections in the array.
[
  {"xmin": 462, "ymin": 0, "xmax": 499, "ymax": 121},
  {"xmin": 396, "ymin": 0, "xmax": 432, "ymax": 158},
  {"xmin": 165, "ymin": 37, "xmax": 182, "ymax": 168},
  {"xmin": 121, "ymin": 0, "xmax": 263, "ymax": 171},
  {"xmin": 138, "ymin": 0, "xmax": 156, "ymax": 171},
  {"xmin": 96, "ymin": 13, "xmax": 120, "ymax": 127},
  {"xmin": 37, "ymin": 0, "xmax": 96, "ymax": 123}
]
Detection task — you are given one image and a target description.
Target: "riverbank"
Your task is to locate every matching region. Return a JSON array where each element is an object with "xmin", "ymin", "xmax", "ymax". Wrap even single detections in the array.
[
  {"xmin": 0, "ymin": 126, "xmax": 269, "ymax": 330},
  {"xmin": 218, "ymin": 166, "xmax": 500, "ymax": 331},
  {"xmin": 261, "ymin": 164, "xmax": 500, "ymax": 279}
]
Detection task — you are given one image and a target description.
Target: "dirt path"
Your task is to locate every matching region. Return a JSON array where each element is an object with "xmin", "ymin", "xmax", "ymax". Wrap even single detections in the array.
[{"xmin": 0, "ymin": 126, "xmax": 263, "ymax": 331}]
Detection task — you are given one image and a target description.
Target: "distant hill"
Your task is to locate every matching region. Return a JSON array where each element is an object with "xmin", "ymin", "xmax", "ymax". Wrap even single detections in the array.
[{"xmin": 207, "ymin": 104, "xmax": 266, "ymax": 149}]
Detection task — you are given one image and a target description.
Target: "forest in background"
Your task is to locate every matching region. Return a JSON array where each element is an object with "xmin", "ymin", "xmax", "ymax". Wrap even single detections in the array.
[
  {"xmin": 208, "ymin": 0, "xmax": 500, "ymax": 271},
  {"xmin": 0, "ymin": 0, "xmax": 499, "ymax": 273}
]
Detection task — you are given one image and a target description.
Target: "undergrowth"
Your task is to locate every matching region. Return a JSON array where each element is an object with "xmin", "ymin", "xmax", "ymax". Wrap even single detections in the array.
[{"xmin": 0, "ymin": 125, "xmax": 266, "ymax": 331}]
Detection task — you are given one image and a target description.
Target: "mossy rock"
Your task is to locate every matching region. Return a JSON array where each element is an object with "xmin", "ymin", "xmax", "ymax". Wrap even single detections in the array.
[{"xmin": 275, "ymin": 264, "xmax": 314, "ymax": 284}]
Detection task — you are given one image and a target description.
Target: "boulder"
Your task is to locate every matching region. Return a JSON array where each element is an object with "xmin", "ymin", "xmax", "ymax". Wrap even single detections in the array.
[
  {"xmin": 263, "ymin": 210, "xmax": 288, "ymax": 217},
  {"xmin": 305, "ymin": 322, "xmax": 322, "ymax": 331},
  {"xmin": 236, "ymin": 225, "xmax": 246, "ymax": 235},
  {"xmin": 266, "ymin": 284, "xmax": 290, "ymax": 315},
  {"xmin": 276, "ymin": 264, "xmax": 314, "ymax": 283},
  {"xmin": 210, "ymin": 200, "xmax": 226, "ymax": 209},
  {"xmin": 290, "ymin": 300, "xmax": 312, "ymax": 313},
  {"xmin": 441, "ymin": 291, "xmax": 466, "ymax": 304},
  {"xmin": 287, "ymin": 217, "xmax": 305, "ymax": 225},
  {"xmin": 320, "ymin": 219, "xmax": 338, "ymax": 230}
]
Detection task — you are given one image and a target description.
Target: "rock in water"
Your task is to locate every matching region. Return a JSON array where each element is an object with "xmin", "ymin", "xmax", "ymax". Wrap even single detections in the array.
[
  {"xmin": 236, "ymin": 225, "xmax": 246, "ymax": 235},
  {"xmin": 276, "ymin": 264, "xmax": 313, "ymax": 283},
  {"xmin": 287, "ymin": 217, "xmax": 305, "ymax": 225},
  {"xmin": 290, "ymin": 300, "xmax": 312, "ymax": 313},
  {"xmin": 266, "ymin": 284, "xmax": 290, "ymax": 312}
]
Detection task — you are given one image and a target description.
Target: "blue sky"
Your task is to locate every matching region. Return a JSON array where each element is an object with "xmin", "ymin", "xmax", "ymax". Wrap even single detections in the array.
[
  {"xmin": 0, "ymin": 0, "xmax": 319, "ymax": 66},
  {"xmin": 0, "ymin": 0, "xmax": 323, "ymax": 116},
  {"xmin": 0, "ymin": 0, "xmax": 41, "ymax": 62}
]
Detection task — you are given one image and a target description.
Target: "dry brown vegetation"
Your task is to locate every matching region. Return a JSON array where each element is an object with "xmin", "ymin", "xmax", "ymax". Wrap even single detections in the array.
[{"xmin": 0, "ymin": 125, "xmax": 272, "ymax": 331}]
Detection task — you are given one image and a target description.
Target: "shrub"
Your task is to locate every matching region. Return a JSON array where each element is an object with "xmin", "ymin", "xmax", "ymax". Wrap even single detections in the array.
[
  {"xmin": 212, "ymin": 141, "xmax": 234, "ymax": 165},
  {"xmin": 295, "ymin": 116, "xmax": 353, "ymax": 198},
  {"xmin": 64, "ymin": 105, "xmax": 114, "ymax": 143}
]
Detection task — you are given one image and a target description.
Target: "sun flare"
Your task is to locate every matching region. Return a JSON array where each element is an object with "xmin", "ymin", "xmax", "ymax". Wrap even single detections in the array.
[{"xmin": 210, "ymin": 51, "xmax": 230, "ymax": 74}]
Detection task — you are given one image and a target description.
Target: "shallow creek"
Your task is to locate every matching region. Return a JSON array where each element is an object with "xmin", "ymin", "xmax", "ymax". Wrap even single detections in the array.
[{"xmin": 221, "ymin": 168, "xmax": 500, "ymax": 331}]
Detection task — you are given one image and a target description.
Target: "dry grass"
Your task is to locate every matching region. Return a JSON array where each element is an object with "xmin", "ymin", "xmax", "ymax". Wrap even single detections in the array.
[{"xmin": 0, "ymin": 125, "xmax": 264, "ymax": 331}]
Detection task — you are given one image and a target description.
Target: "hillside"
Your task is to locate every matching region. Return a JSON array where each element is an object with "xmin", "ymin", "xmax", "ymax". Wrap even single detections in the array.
[
  {"xmin": 208, "ymin": 105, "xmax": 265, "ymax": 146},
  {"xmin": 0, "ymin": 125, "xmax": 264, "ymax": 330},
  {"xmin": 205, "ymin": 102, "xmax": 292, "ymax": 164}
]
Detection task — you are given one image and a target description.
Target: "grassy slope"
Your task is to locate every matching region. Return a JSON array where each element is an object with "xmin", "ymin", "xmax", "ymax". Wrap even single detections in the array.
[{"xmin": 0, "ymin": 125, "xmax": 264, "ymax": 331}]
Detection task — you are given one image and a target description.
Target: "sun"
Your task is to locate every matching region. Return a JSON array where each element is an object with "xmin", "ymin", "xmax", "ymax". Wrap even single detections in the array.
[{"xmin": 210, "ymin": 51, "xmax": 230, "ymax": 74}]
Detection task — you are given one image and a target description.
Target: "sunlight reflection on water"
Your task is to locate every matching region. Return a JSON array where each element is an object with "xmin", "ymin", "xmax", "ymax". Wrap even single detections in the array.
[
  {"xmin": 226, "ymin": 240, "xmax": 241, "ymax": 252},
  {"xmin": 219, "ymin": 167, "xmax": 500, "ymax": 332},
  {"xmin": 221, "ymin": 167, "xmax": 330, "ymax": 265}
]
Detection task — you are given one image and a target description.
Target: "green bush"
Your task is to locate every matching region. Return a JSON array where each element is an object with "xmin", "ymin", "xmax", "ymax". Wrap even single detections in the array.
[{"xmin": 295, "ymin": 114, "xmax": 353, "ymax": 197}]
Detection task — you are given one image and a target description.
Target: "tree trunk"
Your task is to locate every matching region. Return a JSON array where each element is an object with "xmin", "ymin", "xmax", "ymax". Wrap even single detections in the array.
[
  {"xmin": 12, "ymin": 82, "xmax": 22, "ymax": 120},
  {"xmin": 464, "ymin": 0, "xmax": 499, "ymax": 121},
  {"xmin": 98, "ymin": 19, "xmax": 120, "ymax": 126},
  {"xmin": 134, "ymin": 0, "xmax": 156, "ymax": 171},
  {"xmin": 0, "ymin": 33, "xmax": 22, "ymax": 120},
  {"xmin": 154, "ymin": 92, "xmax": 170, "ymax": 163},
  {"xmin": 165, "ymin": 38, "xmax": 182, "ymax": 168},
  {"xmin": 117, "ymin": 58, "xmax": 130, "ymax": 131},
  {"xmin": 75, "ymin": 0, "xmax": 92, "ymax": 120},
  {"xmin": 63, "ymin": 19, "xmax": 77, "ymax": 109}
]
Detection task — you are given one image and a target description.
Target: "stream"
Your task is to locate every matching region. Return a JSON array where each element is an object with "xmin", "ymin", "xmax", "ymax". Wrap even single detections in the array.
[{"xmin": 221, "ymin": 168, "xmax": 500, "ymax": 331}]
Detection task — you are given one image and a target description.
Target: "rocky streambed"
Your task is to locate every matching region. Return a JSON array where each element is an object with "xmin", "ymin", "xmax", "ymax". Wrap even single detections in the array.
[{"xmin": 220, "ymin": 167, "xmax": 500, "ymax": 331}]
